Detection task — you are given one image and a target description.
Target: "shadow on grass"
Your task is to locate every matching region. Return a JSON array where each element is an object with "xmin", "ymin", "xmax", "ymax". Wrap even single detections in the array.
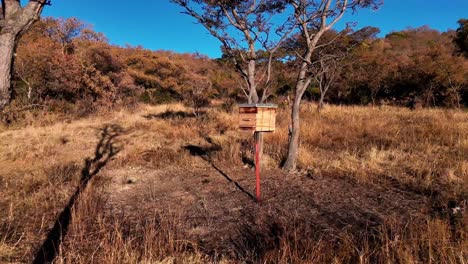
[
  {"xmin": 183, "ymin": 144, "xmax": 256, "ymax": 202},
  {"xmin": 33, "ymin": 124, "xmax": 124, "ymax": 264},
  {"xmin": 144, "ymin": 110, "xmax": 206, "ymax": 120}
]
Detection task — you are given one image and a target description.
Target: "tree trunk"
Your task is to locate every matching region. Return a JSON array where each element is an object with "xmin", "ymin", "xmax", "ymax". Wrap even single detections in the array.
[
  {"xmin": 247, "ymin": 59, "xmax": 258, "ymax": 104},
  {"xmin": 317, "ymin": 93, "xmax": 325, "ymax": 113},
  {"xmin": 244, "ymin": 58, "xmax": 264, "ymax": 169},
  {"xmin": 283, "ymin": 60, "xmax": 311, "ymax": 171},
  {"xmin": 0, "ymin": 33, "xmax": 17, "ymax": 111},
  {"xmin": 283, "ymin": 95, "xmax": 301, "ymax": 170},
  {"xmin": 0, "ymin": 0, "xmax": 47, "ymax": 110}
]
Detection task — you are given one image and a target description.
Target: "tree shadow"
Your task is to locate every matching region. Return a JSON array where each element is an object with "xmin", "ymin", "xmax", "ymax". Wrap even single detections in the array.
[
  {"xmin": 183, "ymin": 144, "xmax": 256, "ymax": 202},
  {"xmin": 33, "ymin": 124, "xmax": 124, "ymax": 264},
  {"xmin": 239, "ymin": 139, "xmax": 255, "ymax": 167},
  {"xmin": 200, "ymin": 182, "xmax": 386, "ymax": 262}
]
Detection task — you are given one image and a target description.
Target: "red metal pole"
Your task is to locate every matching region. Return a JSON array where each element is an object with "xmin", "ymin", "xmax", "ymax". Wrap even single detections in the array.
[{"xmin": 255, "ymin": 132, "xmax": 261, "ymax": 202}]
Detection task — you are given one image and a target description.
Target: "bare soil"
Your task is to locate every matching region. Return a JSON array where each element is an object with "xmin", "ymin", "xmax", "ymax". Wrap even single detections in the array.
[{"xmin": 105, "ymin": 150, "xmax": 432, "ymax": 260}]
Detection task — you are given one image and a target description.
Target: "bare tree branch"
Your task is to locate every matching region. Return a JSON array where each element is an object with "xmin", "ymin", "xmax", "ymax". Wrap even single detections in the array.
[{"xmin": 171, "ymin": 0, "xmax": 294, "ymax": 103}]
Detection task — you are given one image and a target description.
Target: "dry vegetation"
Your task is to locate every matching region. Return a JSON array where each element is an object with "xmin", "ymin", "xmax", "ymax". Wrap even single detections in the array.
[{"xmin": 0, "ymin": 103, "xmax": 466, "ymax": 263}]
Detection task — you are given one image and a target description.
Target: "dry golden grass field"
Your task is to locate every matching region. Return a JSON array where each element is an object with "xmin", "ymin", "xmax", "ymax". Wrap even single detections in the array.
[{"xmin": 0, "ymin": 103, "xmax": 467, "ymax": 263}]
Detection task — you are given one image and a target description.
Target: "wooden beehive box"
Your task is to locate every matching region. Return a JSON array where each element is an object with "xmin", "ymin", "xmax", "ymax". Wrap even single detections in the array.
[{"xmin": 238, "ymin": 104, "xmax": 278, "ymax": 132}]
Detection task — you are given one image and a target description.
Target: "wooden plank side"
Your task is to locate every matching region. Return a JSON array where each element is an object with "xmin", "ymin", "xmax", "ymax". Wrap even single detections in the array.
[
  {"xmin": 239, "ymin": 121, "xmax": 256, "ymax": 128},
  {"xmin": 239, "ymin": 107, "xmax": 258, "ymax": 114},
  {"xmin": 239, "ymin": 113, "xmax": 256, "ymax": 122},
  {"xmin": 239, "ymin": 113, "xmax": 256, "ymax": 128}
]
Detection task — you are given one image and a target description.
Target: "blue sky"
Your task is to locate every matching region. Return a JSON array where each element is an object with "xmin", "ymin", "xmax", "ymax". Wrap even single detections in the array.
[{"xmin": 42, "ymin": 0, "xmax": 468, "ymax": 58}]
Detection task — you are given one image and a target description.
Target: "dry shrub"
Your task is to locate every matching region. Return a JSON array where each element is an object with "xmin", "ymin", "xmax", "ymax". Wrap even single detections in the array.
[
  {"xmin": 257, "ymin": 217, "xmax": 466, "ymax": 264},
  {"xmin": 0, "ymin": 163, "xmax": 82, "ymax": 263},
  {"xmin": 207, "ymin": 134, "xmax": 243, "ymax": 165},
  {"xmin": 0, "ymin": 102, "xmax": 64, "ymax": 129},
  {"xmin": 119, "ymin": 147, "xmax": 191, "ymax": 169},
  {"xmin": 364, "ymin": 218, "xmax": 467, "ymax": 263},
  {"xmin": 0, "ymin": 102, "xmax": 466, "ymax": 263},
  {"xmin": 45, "ymin": 162, "xmax": 81, "ymax": 186},
  {"xmin": 57, "ymin": 205, "xmax": 461, "ymax": 264},
  {"xmin": 56, "ymin": 181, "xmax": 207, "ymax": 263},
  {"xmin": 287, "ymin": 104, "xmax": 467, "ymax": 197},
  {"xmin": 220, "ymin": 98, "xmax": 237, "ymax": 113}
]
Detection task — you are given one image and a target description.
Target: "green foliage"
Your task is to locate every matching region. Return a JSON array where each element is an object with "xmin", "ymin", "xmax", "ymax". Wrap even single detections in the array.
[{"xmin": 306, "ymin": 86, "xmax": 321, "ymax": 100}]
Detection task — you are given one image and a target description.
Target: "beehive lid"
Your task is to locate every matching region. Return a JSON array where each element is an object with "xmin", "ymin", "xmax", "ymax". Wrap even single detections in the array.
[{"xmin": 238, "ymin": 103, "xmax": 278, "ymax": 108}]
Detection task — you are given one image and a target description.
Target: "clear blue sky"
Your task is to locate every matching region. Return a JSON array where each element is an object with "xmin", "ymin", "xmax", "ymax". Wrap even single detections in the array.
[{"xmin": 42, "ymin": 0, "xmax": 468, "ymax": 58}]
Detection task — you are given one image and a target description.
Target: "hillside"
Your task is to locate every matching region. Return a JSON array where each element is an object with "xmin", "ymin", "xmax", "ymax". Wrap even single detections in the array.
[
  {"xmin": 0, "ymin": 103, "xmax": 466, "ymax": 263},
  {"xmin": 4, "ymin": 17, "xmax": 467, "ymax": 121}
]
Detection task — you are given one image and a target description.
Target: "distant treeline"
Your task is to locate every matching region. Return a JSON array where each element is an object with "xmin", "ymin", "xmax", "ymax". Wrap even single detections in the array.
[{"xmin": 10, "ymin": 17, "xmax": 468, "ymax": 114}]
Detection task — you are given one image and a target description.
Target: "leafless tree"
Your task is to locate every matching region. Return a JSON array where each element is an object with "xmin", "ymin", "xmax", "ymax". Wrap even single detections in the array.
[
  {"xmin": 186, "ymin": 73, "xmax": 213, "ymax": 116},
  {"xmin": 171, "ymin": 0, "xmax": 295, "ymax": 163},
  {"xmin": 15, "ymin": 58, "xmax": 34, "ymax": 100},
  {"xmin": 312, "ymin": 44, "xmax": 348, "ymax": 112},
  {"xmin": 314, "ymin": 55, "xmax": 338, "ymax": 112},
  {"xmin": 283, "ymin": 0, "xmax": 381, "ymax": 171},
  {"xmin": 0, "ymin": 0, "xmax": 50, "ymax": 111}
]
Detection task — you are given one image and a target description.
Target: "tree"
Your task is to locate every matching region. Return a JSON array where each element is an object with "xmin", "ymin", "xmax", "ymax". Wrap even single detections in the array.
[
  {"xmin": 13, "ymin": 17, "xmax": 118, "ymax": 105},
  {"xmin": 283, "ymin": 0, "xmax": 381, "ymax": 171},
  {"xmin": 0, "ymin": 0, "xmax": 50, "ymax": 111},
  {"xmin": 12, "ymin": 17, "xmax": 132, "ymax": 109},
  {"xmin": 454, "ymin": 18, "xmax": 468, "ymax": 57},
  {"xmin": 313, "ymin": 49, "xmax": 344, "ymax": 112},
  {"xmin": 184, "ymin": 72, "xmax": 214, "ymax": 116},
  {"xmin": 303, "ymin": 29, "xmax": 351, "ymax": 112},
  {"xmin": 349, "ymin": 26, "xmax": 380, "ymax": 44},
  {"xmin": 171, "ymin": 0, "xmax": 295, "ymax": 167},
  {"xmin": 43, "ymin": 17, "xmax": 85, "ymax": 55},
  {"xmin": 170, "ymin": 0, "xmax": 294, "ymax": 104},
  {"xmin": 14, "ymin": 22, "xmax": 54, "ymax": 102},
  {"xmin": 344, "ymin": 37, "xmax": 396, "ymax": 105}
]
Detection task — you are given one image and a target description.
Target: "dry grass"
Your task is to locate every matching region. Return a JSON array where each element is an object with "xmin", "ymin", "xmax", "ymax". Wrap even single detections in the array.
[
  {"xmin": 0, "ymin": 102, "xmax": 466, "ymax": 263},
  {"xmin": 292, "ymin": 105, "xmax": 467, "ymax": 196}
]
